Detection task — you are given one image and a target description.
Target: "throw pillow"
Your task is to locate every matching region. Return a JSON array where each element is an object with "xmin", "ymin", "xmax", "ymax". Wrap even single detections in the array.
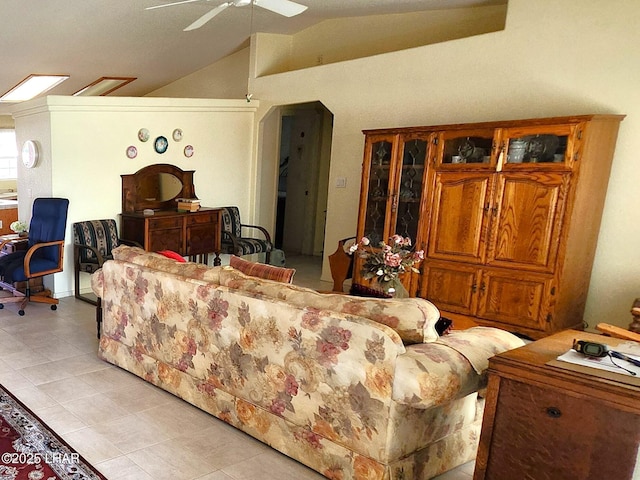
[
  {"xmin": 157, "ymin": 250, "xmax": 186, "ymax": 262},
  {"xmin": 229, "ymin": 255, "xmax": 296, "ymax": 284}
]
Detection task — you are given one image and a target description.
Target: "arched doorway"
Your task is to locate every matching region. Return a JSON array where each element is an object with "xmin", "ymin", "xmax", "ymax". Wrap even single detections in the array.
[{"xmin": 257, "ymin": 101, "xmax": 333, "ymax": 277}]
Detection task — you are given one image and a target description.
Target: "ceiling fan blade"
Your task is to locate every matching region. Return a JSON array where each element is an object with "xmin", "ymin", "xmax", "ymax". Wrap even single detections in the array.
[
  {"xmin": 254, "ymin": 0, "xmax": 308, "ymax": 17},
  {"xmin": 184, "ymin": 2, "xmax": 230, "ymax": 31},
  {"xmin": 145, "ymin": 0, "xmax": 202, "ymax": 10}
]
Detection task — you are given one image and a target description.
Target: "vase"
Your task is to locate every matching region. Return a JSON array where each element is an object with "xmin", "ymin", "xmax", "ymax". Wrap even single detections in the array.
[
  {"xmin": 384, "ymin": 281, "xmax": 409, "ymax": 298},
  {"xmin": 392, "ymin": 283, "xmax": 409, "ymax": 298}
]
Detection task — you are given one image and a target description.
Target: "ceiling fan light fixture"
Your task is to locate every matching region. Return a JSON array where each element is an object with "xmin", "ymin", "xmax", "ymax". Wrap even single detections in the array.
[{"xmin": 150, "ymin": 0, "xmax": 307, "ymax": 31}]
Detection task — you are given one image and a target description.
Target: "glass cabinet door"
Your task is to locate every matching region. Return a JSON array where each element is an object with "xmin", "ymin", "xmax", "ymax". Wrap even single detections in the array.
[
  {"xmin": 437, "ymin": 128, "xmax": 496, "ymax": 167},
  {"xmin": 502, "ymin": 124, "xmax": 578, "ymax": 166},
  {"xmin": 392, "ymin": 135, "xmax": 428, "ymax": 243},
  {"xmin": 362, "ymin": 135, "xmax": 396, "ymax": 246}
]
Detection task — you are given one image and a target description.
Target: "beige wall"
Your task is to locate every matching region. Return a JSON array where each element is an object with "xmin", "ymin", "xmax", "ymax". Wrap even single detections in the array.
[
  {"xmin": 148, "ymin": 48, "xmax": 251, "ymax": 99},
  {"xmin": 286, "ymin": 5, "xmax": 507, "ymax": 73},
  {"xmin": 157, "ymin": 0, "xmax": 639, "ymax": 330},
  {"xmin": 0, "ymin": 116, "xmax": 14, "ymax": 128},
  {"xmin": 280, "ymin": 0, "xmax": 640, "ymax": 331},
  {"xmin": 12, "ymin": 96, "xmax": 257, "ymax": 297}
]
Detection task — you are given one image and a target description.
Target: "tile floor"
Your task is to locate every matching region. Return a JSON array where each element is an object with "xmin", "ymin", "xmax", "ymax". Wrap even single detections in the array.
[{"xmin": 0, "ymin": 255, "xmax": 475, "ymax": 480}]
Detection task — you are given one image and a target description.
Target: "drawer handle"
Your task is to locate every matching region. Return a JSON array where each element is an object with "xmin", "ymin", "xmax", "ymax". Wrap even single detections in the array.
[{"xmin": 546, "ymin": 407, "xmax": 562, "ymax": 418}]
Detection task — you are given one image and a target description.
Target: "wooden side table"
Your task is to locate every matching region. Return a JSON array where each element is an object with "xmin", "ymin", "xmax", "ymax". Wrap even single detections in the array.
[{"xmin": 474, "ymin": 330, "xmax": 640, "ymax": 480}]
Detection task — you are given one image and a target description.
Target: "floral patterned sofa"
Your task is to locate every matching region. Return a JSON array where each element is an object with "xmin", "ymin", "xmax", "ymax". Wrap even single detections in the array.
[{"xmin": 92, "ymin": 246, "xmax": 524, "ymax": 480}]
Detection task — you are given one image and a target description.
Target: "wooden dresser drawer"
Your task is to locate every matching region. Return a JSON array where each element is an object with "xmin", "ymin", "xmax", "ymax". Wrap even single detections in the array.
[
  {"xmin": 186, "ymin": 212, "xmax": 218, "ymax": 226},
  {"xmin": 148, "ymin": 217, "xmax": 183, "ymax": 230}
]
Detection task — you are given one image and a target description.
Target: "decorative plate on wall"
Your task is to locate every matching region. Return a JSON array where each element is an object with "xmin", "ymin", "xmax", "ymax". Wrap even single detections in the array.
[
  {"xmin": 138, "ymin": 128, "xmax": 150, "ymax": 142},
  {"xmin": 154, "ymin": 136, "xmax": 168, "ymax": 154},
  {"xmin": 126, "ymin": 145, "xmax": 138, "ymax": 159},
  {"xmin": 184, "ymin": 145, "xmax": 194, "ymax": 158},
  {"xmin": 172, "ymin": 128, "xmax": 183, "ymax": 142}
]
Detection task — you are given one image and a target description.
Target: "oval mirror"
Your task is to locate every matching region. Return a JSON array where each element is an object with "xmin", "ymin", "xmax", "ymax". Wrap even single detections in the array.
[{"xmin": 138, "ymin": 173, "xmax": 183, "ymax": 202}]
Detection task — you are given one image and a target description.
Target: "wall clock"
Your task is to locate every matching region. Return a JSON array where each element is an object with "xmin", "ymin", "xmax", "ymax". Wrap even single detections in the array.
[{"xmin": 21, "ymin": 140, "xmax": 39, "ymax": 168}]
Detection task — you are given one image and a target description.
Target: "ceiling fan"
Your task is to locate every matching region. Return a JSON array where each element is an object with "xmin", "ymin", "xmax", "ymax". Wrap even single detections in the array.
[{"xmin": 147, "ymin": 0, "xmax": 308, "ymax": 31}]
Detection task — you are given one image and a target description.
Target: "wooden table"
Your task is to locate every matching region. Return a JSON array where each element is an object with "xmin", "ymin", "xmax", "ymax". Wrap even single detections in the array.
[{"xmin": 474, "ymin": 329, "xmax": 640, "ymax": 480}]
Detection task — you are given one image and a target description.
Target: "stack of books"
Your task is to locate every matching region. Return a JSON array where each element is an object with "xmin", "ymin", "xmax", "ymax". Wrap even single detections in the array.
[{"xmin": 176, "ymin": 198, "xmax": 200, "ymax": 212}]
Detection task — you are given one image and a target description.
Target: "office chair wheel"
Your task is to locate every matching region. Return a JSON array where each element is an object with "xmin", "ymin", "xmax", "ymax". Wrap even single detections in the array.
[
  {"xmin": 18, "ymin": 310, "xmax": 24, "ymax": 316},
  {"xmin": 0, "ymin": 304, "xmax": 3, "ymax": 309},
  {"xmin": 51, "ymin": 305, "xmax": 57, "ymax": 311}
]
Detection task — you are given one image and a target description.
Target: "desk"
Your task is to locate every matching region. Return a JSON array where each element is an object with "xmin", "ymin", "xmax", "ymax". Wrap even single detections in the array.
[
  {"xmin": 120, "ymin": 208, "xmax": 222, "ymax": 265},
  {"xmin": 0, "ymin": 234, "xmax": 27, "ymax": 255},
  {"xmin": 0, "ymin": 234, "xmax": 44, "ymax": 293},
  {"xmin": 474, "ymin": 330, "xmax": 640, "ymax": 480}
]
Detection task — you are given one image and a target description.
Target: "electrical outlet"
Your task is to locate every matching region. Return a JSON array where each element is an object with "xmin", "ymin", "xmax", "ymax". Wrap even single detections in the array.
[{"xmin": 0, "ymin": 221, "xmax": 3, "ymax": 229}]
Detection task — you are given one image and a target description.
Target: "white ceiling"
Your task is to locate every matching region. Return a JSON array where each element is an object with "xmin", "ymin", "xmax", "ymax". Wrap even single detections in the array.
[{"xmin": 0, "ymin": 0, "xmax": 504, "ymax": 116}]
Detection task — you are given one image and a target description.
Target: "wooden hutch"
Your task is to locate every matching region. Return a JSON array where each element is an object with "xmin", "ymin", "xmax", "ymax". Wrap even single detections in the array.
[{"xmin": 355, "ymin": 115, "xmax": 624, "ymax": 338}]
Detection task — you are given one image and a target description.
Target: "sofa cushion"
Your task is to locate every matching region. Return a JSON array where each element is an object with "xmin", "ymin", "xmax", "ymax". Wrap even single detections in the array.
[
  {"xmin": 219, "ymin": 267, "xmax": 440, "ymax": 344},
  {"xmin": 229, "ymin": 255, "xmax": 295, "ymax": 283},
  {"xmin": 112, "ymin": 245, "xmax": 223, "ymax": 283}
]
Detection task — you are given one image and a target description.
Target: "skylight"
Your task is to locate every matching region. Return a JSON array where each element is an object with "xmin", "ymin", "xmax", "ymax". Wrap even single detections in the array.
[
  {"xmin": 73, "ymin": 77, "xmax": 136, "ymax": 96},
  {"xmin": 0, "ymin": 74, "xmax": 69, "ymax": 103}
]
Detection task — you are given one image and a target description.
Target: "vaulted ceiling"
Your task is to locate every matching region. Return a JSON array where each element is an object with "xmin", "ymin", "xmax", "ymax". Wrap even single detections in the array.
[{"xmin": 0, "ymin": 0, "xmax": 505, "ymax": 116}]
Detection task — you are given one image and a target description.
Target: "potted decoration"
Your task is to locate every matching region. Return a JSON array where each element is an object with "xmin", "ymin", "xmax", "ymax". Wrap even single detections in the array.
[
  {"xmin": 349, "ymin": 234, "xmax": 424, "ymax": 297},
  {"xmin": 10, "ymin": 220, "xmax": 29, "ymax": 237}
]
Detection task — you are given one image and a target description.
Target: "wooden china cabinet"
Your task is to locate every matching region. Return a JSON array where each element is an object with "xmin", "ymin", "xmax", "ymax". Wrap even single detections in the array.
[
  {"xmin": 356, "ymin": 131, "xmax": 430, "ymax": 293},
  {"xmin": 355, "ymin": 115, "xmax": 624, "ymax": 338}
]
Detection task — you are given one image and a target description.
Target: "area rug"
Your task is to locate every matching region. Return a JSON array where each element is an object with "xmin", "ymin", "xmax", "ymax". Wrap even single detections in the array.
[{"xmin": 0, "ymin": 383, "xmax": 106, "ymax": 480}]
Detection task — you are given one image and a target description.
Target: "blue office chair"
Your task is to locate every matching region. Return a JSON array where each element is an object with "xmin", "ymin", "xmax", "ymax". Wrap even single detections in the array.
[{"xmin": 0, "ymin": 198, "xmax": 69, "ymax": 316}]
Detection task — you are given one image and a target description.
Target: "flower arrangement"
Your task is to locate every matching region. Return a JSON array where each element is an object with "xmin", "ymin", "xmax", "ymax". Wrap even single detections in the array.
[
  {"xmin": 10, "ymin": 220, "xmax": 28, "ymax": 235},
  {"xmin": 349, "ymin": 234, "xmax": 424, "ymax": 296}
]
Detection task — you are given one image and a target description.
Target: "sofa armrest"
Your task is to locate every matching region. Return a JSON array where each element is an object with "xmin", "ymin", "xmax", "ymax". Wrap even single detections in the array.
[
  {"xmin": 436, "ymin": 327, "xmax": 526, "ymax": 374},
  {"xmin": 393, "ymin": 342, "xmax": 482, "ymax": 410},
  {"xmin": 392, "ymin": 327, "xmax": 525, "ymax": 410},
  {"xmin": 90, "ymin": 268, "xmax": 104, "ymax": 298}
]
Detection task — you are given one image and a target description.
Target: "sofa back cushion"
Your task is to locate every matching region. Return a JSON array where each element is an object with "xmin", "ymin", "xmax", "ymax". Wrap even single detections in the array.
[
  {"xmin": 112, "ymin": 245, "xmax": 222, "ymax": 283},
  {"xmin": 229, "ymin": 255, "xmax": 295, "ymax": 283},
  {"xmin": 219, "ymin": 267, "xmax": 440, "ymax": 344}
]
